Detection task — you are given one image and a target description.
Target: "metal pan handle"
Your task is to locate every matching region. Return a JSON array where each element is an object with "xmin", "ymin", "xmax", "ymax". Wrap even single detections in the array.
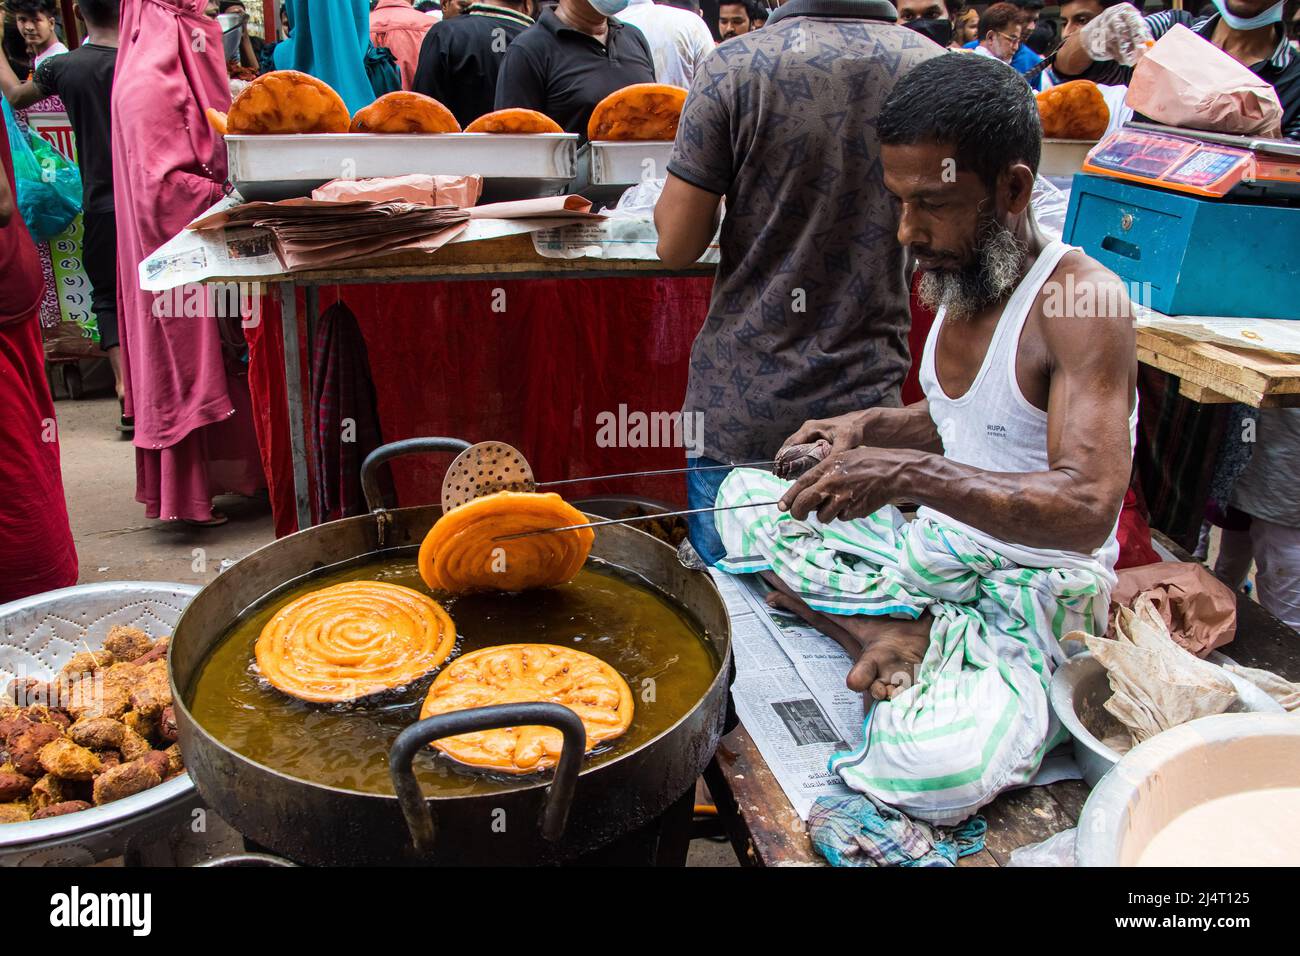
[
  {"xmin": 360, "ymin": 437, "xmax": 471, "ymax": 513},
  {"xmin": 388, "ymin": 702, "xmax": 587, "ymax": 859}
]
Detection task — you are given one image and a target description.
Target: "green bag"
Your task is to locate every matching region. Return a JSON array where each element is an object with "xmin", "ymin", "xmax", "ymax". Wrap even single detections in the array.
[
  {"xmin": 3, "ymin": 98, "xmax": 82, "ymax": 241},
  {"xmin": 364, "ymin": 43, "xmax": 401, "ymax": 98}
]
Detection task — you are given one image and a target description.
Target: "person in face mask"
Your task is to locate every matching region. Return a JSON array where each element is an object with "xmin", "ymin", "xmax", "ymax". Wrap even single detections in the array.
[
  {"xmin": 494, "ymin": 0, "xmax": 656, "ymax": 138},
  {"xmin": 1050, "ymin": 0, "xmax": 1300, "ymax": 139},
  {"xmin": 896, "ymin": 0, "xmax": 955, "ymax": 47}
]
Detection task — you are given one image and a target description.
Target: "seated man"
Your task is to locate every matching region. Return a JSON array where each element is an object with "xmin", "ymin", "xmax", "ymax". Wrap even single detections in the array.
[{"xmin": 713, "ymin": 54, "xmax": 1137, "ymax": 825}]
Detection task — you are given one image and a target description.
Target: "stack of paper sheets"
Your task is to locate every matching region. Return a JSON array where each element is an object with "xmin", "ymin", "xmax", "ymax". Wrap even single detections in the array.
[{"xmin": 189, "ymin": 199, "xmax": 471, "ymax": 269}]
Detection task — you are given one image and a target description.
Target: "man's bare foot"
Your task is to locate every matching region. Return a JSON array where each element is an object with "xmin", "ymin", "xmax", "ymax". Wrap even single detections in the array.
[
  {"xmin": 839, "ymin": 615, "xmax": 931, "ymax": 701},
  {"xmin": 755, "ymin": 572, "xmax": 930, "ymax": 702},
  {"xmin": 760, "ymin": 572, "xmax": 863, "ymax": 657}
]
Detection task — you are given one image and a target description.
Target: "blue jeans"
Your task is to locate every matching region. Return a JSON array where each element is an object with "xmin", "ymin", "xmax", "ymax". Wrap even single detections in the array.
[{"xmin": 686, "ymin": 456, "xmax": 732, "ymax": 567}]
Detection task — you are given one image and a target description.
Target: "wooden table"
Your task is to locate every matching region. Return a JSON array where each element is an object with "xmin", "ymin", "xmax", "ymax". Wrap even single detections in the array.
[
  {"xmin": 1137, "ymin": 327, "xmax": 1300, "ymax": 408},
  {"xmin": 704, "ymin": 535, "xmax": 1299, "ymax": 867},
  {"xmin": 204, "ymin": 232, "xmax": 711, "ymax": 530}
]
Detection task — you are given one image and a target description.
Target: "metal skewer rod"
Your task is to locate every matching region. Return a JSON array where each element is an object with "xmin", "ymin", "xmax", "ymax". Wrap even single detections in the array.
[
  {"xmin": 535, "ymin": 460, "xmax": 775, "ymax": 489},
  {"xmin": 492, "ymin": 499, "xmax": 782, "ymax": 541}
]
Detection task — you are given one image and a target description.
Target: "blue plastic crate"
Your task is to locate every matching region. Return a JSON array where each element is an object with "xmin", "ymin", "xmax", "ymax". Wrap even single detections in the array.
[{"xmin": 1062, "ymin": 173, "xmax": 1300, "ymax": 320}]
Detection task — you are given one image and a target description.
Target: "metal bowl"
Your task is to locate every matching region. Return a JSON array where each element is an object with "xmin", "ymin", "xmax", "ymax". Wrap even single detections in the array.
[
  {"xmin": 1048, "ymin": 650, "xmax": 1284, "ymax": 788},
  {"xmin": 1076, "ymin": 712, "xmax": 1300, "ymax": 866},
  {"xmin": 0, "ymin": 581, "xmax": 203, "ymax": 866}
]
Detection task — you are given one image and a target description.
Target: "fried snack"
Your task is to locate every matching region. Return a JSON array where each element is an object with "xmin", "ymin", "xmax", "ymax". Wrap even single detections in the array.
[
  {"xmin": 103, "ymin": 626, "xmax": 155, "ymax": 663},
  {"xmin": 418, "ymin": 492, "xmax": 594, "ymax": 595},
  {"xmin": 92, "ymin": 758, "xmax": 161, "ymax": 806},
  {"xmin": 32, "ymin": 801, "xmax": 92, "ymax": 819},
  {"xmin": 140, "ymin": 751, "xmax": 170, "ymax": 781},
  {"xmin": 587, "ymin": 83, "xmax": 687, "ymax": 142},
  {"xmin": 68, "ymin": 716, "xmax": 127, "ymax": 751},
  {"xmin": 465, "ymin": 108, "xmax": 563, "ymax": 134},
  {"xmin": 349, "ymin": 91, "xmax": 461, "ymax": 134},
  {"xmin": 28, "ymin": 774, "xmax": 65, "ymax": 812},
  {"xmin": 0, "ymin": 803, "xmax": 31, "ymax": 823},
  {"xmin": 0, "ymin": 772, "xmax": 33, "ymax": 801},
  {"xmin": 163, "ymin": 744, "xmax": 184, "ymax": 778},
  {"xmin": 158, "ymin": 706, "xmax": 178, "ymax": 743},
  {"xmin": 133, "ymin": 637, "xmax": 170, "ymax": 666},
  {"xmin": 63, "ymin": 667, "xmax": 133, "ymax": 721},
  {"xmin": 60, "ymin": 650, "xmax": 114, "ymax": 681},
  {"xmin": 226, "ymin": 70, "xmax": 351, "ymax": 135},
  {"xmin": 128, "ymin": 659, "xmax": 171, "ymax": 718},
  {"xmin": 9, "ymin": 723, "xmax": 61, "ymax": 776},
  {"xmin": 205, "ymin": 107, "xmax": 228, "ymax": 136},
  {"xmin": 254, "ymin": 581, "xmax": 456, "ymax": 703},
  {"xmin": 1036, "ymin": 80, "xmax": 1110, "ymax": 140},
  {"xmin": 421, "ymin": 644, "xmax": 634, "ymax": 774},
  {"xmin": 38, "ymin": 739, "xmax": 101, "ymax": 781}
]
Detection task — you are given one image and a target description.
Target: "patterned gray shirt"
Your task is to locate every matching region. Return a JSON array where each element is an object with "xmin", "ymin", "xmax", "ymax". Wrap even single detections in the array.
[{"xmin": 667, "ymin": 5, "xmax": 943, "ymax": 463}]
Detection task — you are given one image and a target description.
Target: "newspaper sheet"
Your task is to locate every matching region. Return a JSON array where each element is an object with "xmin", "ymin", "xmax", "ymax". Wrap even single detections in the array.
[
  {"xmin": 1135, "ymin": 303, "xmax": 1300, "ymax": 358},
  {"xmin": 532, "ymin": 217, "xmax": 720, "ymax": 263},
  {"xmin": 710, "ymin": 569, "xmax": 854, "ymax": 820}
]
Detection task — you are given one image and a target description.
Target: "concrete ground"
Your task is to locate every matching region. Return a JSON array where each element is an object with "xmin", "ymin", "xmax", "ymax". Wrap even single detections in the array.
[{"xmin": 56, "ymin": 392, "xmax": 738, "ymax": 866}]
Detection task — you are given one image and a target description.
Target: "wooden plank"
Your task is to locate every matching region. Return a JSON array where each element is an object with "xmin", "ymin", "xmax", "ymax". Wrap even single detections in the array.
[
  {"xmin": 978, "ymin": 786, "xmax": 1080, "ymax": 866},
  {"xmin": 1139, "ymin": 328, "xmax": 1300, "ymax": 394},
  {"xmin": 1177, "ymin": 379, "xmax": 1234, "ymax": 404},
  {"xmin": 706, "ymin": 729, "xmax": 822, "ymax": 867},
  {"xmin": 1137, "ymin": 343, "xmax": 1267, "ymax": 406},
  {"xmin": 1046, "ymin": 779, "xmax": 1090, "ymax": 820}
]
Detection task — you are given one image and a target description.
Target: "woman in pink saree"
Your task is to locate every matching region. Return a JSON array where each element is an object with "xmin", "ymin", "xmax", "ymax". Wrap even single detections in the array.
[{"xmin": 112, "ymin": 0, "xmax": 263, "ymax": 524}]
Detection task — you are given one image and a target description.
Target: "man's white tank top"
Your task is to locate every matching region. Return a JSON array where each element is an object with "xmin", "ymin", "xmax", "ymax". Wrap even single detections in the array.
[{"xmin": 916, "ymin": 239, "xmax": 1137, "ymax": 582}]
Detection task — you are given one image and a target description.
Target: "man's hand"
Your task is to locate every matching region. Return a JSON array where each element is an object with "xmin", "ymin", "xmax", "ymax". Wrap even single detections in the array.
[
  {"xmin": 1079, "ymin": 2, "xmax": 1153, "ymax": 66},
  {"xmin": 777, "ymin": 447, "xmax": 921, "ymax": 523},
  {"xmin": 777, "ymin": 411, "xmax": 867, "ymax": 457}
]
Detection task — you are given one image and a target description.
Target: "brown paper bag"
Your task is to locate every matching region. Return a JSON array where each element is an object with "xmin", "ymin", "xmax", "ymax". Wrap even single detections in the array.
[
  {"xmin": 1125, "ymin": 24, "xmax": 1283, "ymax": 137},
  {"xmin": 1107, "ymin": 561, "xmax": 1236, "ymax": 657}
]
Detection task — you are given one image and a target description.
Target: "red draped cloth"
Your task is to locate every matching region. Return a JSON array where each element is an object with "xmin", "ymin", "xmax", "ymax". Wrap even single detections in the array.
[
  {"xmin": 247, "ymin": 277, "xmax": 715, "ymax": 536},
  {"xmin": 0, "ymin": 123, "xmax": 77, "ymax": 600}
]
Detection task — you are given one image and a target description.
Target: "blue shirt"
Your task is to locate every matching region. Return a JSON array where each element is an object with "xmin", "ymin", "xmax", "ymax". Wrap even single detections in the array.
[{"xmin": 963, "ymin": 40, "xmax": 1043, "ymax": 90}]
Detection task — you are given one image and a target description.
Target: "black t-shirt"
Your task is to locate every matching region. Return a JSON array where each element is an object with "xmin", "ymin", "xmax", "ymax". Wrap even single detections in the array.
[
  {"xmin": 494, "ymin": 8, "xmax": 655, "ymax": 140},
  {"xmin": 1051, "ymin": 12, "xmax": 1300, "ymax": 140},
  {"xmin": 412, "ymin": 4, "xmax": 533, "ymax": 128},
  {"xmin": 34, "ymin": 43, "xmax": 116, "ymax": 213}
]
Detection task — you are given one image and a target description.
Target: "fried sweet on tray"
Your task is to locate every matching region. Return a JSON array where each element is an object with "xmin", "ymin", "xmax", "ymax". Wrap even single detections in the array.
[
  {"xmin": 465, "ymin": 108, "xmax": 563, "ymax": 134},
  {"xmin": 0, "ymin": 803, "xmax": 31, "ymax": 823},
  {"xmin": 1036, "ymin": 80, "xmax": 1110, "ymax": 140},
  {"xmin": 103, "ymin": 626, "xmax": 157, "ymax": 663},
  {"xmin": 420, "ymin": 644, "xmax": 634, "ymax": 774},
  {"xmin": 226, "ymin": 70, "xmax": 351, "ymax": 135},
  {"xmin": 418, "ymin": 491, "xmax": 594, "ymax": 595},
  {"xmin": 38, "ymin": 738, "xmax": 102, "ymax": 781},
  {"xmin": 349, "ymin": 91, "xmax": 461, "ymax": 133},
  {"xmin": 254, "ymin": 581, "xmax": 457, "ymax": 703},
  {"xmin": 92, "ymin": 757, "xmax": 162, "ymax": 806},
  {"xmin": 32, "ymin": 800, "xmax": 93, "ymax": 820},
  {"xmin": 587, "ymin": 82, "xmax": 687, "ymax": 141}
]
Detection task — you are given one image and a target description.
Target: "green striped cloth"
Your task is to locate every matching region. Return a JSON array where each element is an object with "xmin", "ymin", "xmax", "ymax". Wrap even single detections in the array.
[{"xmin": 716, "ymin": 467, "xmax": 1110, "ymax": 825}]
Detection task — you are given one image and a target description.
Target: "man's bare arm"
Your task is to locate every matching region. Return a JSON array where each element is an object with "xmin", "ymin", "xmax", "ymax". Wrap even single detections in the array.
[
  {"xmin": 782, "ymin": 263, "xmax": 1137, "ymax": 553},
  {"xmin": 780, "ymin": 402, "xmax": 942, "ymax": 456},
  {"xmin": 655, "ymin": 173, "xmax": 721, "ymax": 270},
  {"xmin": 0, "ymin": 54, "xmax": 46, "ymax": 110}
]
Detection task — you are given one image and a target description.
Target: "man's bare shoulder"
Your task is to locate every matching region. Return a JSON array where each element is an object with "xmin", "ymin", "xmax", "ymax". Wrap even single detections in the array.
[{"xmin": 1037, "ymin": 248, "xmax": 1137, "ymax": 344}]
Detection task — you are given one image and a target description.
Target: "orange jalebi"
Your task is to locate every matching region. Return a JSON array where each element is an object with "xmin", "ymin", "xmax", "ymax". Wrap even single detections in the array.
[
  {"xmin": 417, "ymin": 492, "xmax": 593, "ymax": 595},
  {"xmin": 420, "ymin": 644, "xmax": 634, "ymax": 773},
  {"xmin": 254, "ymin": 581, "xmax": 456, "ymax": 703}
]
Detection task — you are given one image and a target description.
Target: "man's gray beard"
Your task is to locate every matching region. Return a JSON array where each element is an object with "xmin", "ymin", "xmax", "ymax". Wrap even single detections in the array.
[{"xmin": 917, "ymin": 219, "xmax": 1029, "ymax": 321}]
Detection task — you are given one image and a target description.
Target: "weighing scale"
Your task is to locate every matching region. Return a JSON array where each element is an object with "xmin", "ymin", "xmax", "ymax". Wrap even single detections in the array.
[{"xmin": 1063, "ymin": 123, "xmax": 1300, "ymax": 320}]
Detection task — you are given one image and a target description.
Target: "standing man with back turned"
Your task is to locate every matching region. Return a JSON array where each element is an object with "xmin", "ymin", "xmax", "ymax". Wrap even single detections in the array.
[{"xmin": 655, "ymin": 0, "xmax": 943, "ymax": 565}]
